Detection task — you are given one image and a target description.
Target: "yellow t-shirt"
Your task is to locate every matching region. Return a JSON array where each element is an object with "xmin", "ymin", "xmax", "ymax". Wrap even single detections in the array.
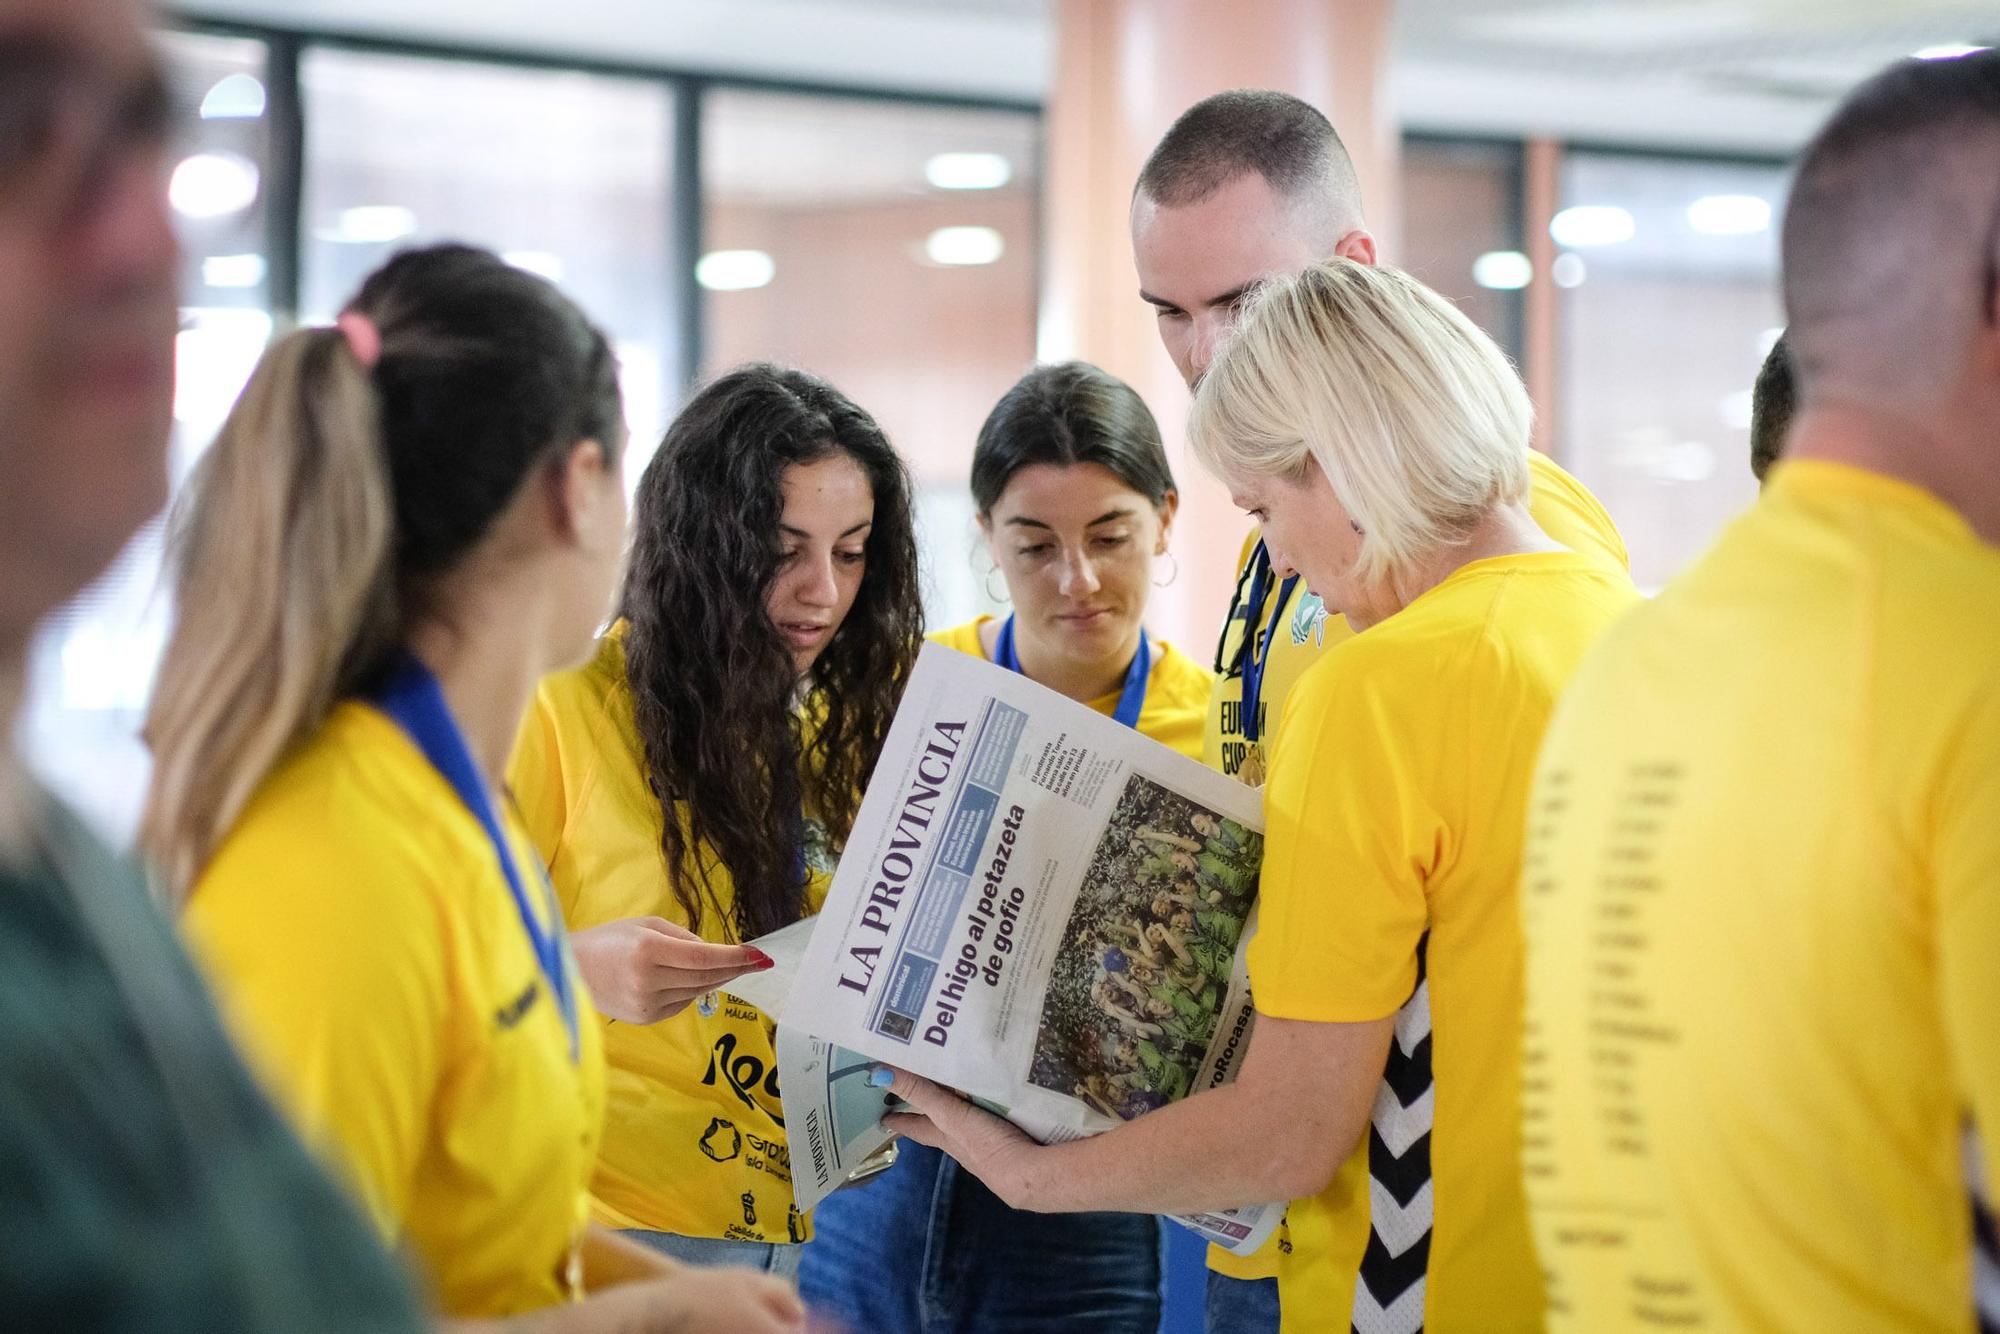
[
  {"xmin": 930, "ymin": 616, "xmax": 1212, "ymax": 760},
  {"xmin": 185, "ymin": 701, "xmax": 605, "ymax": 1318},
  {"xmin": 1251, "ymin": 550, "xmax": 1637, "ymax": 1331},
  {"xmin": 508, "ymin": 623, "xmax": 827, "ymax": 1243},
  {"xmin": 1521, "ymin": 460, "xmax": 2000, "ymax": 1332},
  {"xmin": 1203, "ymin": 449, "xmax": 1630, "ymax": 1282},
  {"xmin": 1204, "ymin": 449, "xmax": 1628, "ymax": 780}
]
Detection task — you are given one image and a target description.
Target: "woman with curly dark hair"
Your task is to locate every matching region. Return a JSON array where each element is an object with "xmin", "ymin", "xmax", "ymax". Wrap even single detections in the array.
[{"xmin": 507, "ymin": 363, "xmax": 924, "ymax": 1277}]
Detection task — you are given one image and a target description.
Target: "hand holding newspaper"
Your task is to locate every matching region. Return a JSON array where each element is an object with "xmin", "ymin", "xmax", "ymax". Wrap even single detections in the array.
[{"xmin": 734, "ymin": 643, "xmax": 1283, "ymax": 1253}]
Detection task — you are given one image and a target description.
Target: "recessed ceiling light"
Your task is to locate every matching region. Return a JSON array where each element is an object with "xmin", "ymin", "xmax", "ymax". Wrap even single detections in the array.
[
  {"xmin": 201, "ymin": 253, "xmax": 266, "ymax": 288},
  {"xmin": 1913, "ymin": 42, "xmax": 1990, "ymax": 60},
  {"xmin": 925, "ymin": 152, "xmax": 1012, "ymax": 190},
  {"xmin": 502, "ymin": 250, "xmax": 566, "ymax": 282},
  {"xmin": 1719, "ymin": 389, "xmax": 1755, "ymax": 430},
  {"xmin": 1471, "ymin": 250, "xmax": 1532, "ymax": 290},
  {"xmin": 169, "ymin": 152, "xmax": 260, "ymax": 219},
  {"xmin": 1549, "ymin": 204, "xmax": 1635, "ymax": 248},
  {"xmin": 199, "ymin": 72, "xmax": 266, "ymax": 119},
  {"xmin": 925, "ymin": 226, "xmax": 1005, "ymax": 266},
  {"xmin": 1686, "ymin": 194, "xmax": 1771, "ymax": 236},
  {"xmin": 319, "ymin": 205, "xmax": 418, "ymax": 244},
  {"xmin": 696, "ymin": 249, "xmax": 775, "ymax": 291},
  {"xmin": 1551, "ymin": 252, "xmax": 1587, "ymax": 288}
]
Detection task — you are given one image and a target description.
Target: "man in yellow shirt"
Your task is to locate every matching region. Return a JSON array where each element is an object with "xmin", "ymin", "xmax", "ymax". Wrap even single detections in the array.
[
  {"xmin": 1128, "ymin": 89, "xmax": 1630, "ymax": 1330},
  {"xmin": 1521, "ymin": 50, "xmax": 2000, "ymax": 1330}
]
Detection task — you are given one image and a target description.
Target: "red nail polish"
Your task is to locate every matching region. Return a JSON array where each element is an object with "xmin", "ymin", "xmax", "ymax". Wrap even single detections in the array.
[{"xmin": 748, "ymin": 948, "xmax": 775, "ymax": 970}]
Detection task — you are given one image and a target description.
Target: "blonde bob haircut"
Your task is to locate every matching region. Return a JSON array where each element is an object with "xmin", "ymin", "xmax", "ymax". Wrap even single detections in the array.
[{"xmin": 1189, "ymin": 259, "xmax": 1533, "ymax": 597}]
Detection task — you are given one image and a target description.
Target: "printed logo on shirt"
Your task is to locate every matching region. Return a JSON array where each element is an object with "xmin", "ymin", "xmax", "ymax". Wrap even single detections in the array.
[
  {"xmin": 699, "ymin": 1117, "xmax": 743, "ymax": 1163},
  {"xmin": 702, "ymin": 1031, "xmax": 785, "ymax": 1122},
  {"xmin": 493, "ymin": 978, "xmax": 541, "ymax": 1030},
  {"xmin": 1289, "ymin": 593, "xmax": 1329, "ymax": 647},
  {"xmin": 694, "ymin": 1116, "xmax": 795, "ymax": 1183}
]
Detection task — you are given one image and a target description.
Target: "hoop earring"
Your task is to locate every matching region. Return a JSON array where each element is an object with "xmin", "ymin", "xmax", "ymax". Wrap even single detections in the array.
[
  {"xmin": 1152, "ymin": 552, "xmax": 1180, "ymax": 588},
  {"xmin": 984, "ymin": 565, "xmax": 1011, "ymax": 604}
]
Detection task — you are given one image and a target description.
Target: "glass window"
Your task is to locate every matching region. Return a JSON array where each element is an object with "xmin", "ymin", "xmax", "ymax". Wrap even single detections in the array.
[
  {"xmin": 300, "ymin": 49, "xmax": 678, "ymax": 490},
  {"xmin": 21, "ymin": 31, "xmax": 276, "ymax": 842},
  {"xmin": 700, "ymin": 89, "xmax": 1040, "ymax": 631},
  {"xmin": 1400, "ymin": 137, "xmax": 1524, "ymax": 359},
  {"xmin": 1555, "ymin": 150, "xmax": 1787, "ymax": 591}
]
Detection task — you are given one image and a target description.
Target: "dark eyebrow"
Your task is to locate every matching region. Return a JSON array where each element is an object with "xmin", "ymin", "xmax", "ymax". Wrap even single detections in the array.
[
  {"xmin": 780, "ymin": 520, "xmax": 873, "ymax": 541},
  {"xmin": 1003, "ymin": 508, "xmax": 1136, "ymax": 531},
  {"xmin": 1140, "ymin": 285, "xmax": 1254, "ymax": 313}
]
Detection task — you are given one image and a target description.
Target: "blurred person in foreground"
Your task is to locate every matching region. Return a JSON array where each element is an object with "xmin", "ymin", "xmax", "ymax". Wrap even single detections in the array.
[
  {"xmin": 0, "ymin": 0, "xmax": 421, "ymax": 1326},
  {"xmin": 1518, "ymin": 49, "xmax": 2000, "ymax": 1331}
]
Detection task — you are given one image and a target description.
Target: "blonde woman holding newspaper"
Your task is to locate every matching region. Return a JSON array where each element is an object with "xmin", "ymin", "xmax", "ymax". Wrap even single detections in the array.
[
  {"xmin": 872, "ymin": 262, "xmax": 1637, "ymax": 1333},
  {"xmin": 800, "ymin": 361, "xmax": 1211, "ymax": 1334}
]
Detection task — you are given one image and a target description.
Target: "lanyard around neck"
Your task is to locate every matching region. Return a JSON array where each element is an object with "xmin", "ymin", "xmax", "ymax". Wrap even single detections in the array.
[
  {"xmin": 993, "ymin": 614, "xmax": 1151, "ymax": 731},
  {"xmin": 371, "ymin": 651, "xmax": 579, "ymax": 1063},
  {"xmin": 1237, "ymin": 541, "xmax": 1298, "ymax": 745}
]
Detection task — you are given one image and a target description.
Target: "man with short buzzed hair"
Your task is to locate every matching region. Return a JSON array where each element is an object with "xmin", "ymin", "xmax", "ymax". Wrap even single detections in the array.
[
  {"xmin": 1520, "ymin": 49, "xmax": 2000, "ymax": 1330},
  {"xmin": 1133, "ymin": 90, "xmax": 1374, "ymax": 392},
  {"xmin": 1129, "ymin": 87, "xmax": 1630, "ymax": 1334}
]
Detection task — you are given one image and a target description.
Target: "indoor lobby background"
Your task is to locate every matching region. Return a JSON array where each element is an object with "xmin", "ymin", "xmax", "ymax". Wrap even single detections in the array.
[{"xmin": 23, "ymin": 0, "xmax": 1995, "ymax": 853}]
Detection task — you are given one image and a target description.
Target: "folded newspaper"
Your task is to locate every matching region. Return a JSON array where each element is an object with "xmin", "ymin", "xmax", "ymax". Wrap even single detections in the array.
[{"xmin": 727, "ymin": 643, "xmax": 1283, "ymax": 1254}]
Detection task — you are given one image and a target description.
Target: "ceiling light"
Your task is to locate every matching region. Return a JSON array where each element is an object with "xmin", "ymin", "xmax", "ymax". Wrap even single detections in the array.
[
  {"xmin": 1549, "ymin": 204, "xmax": 1635, "ymax": 248},
  {"xmin": 925, "ymin": 226, "xmax": 1005, "ymax": 266},
  {"xmin": 1686, "ymin": 194, "xmax": 1771, "ymax": 236},
  {"xmin": 1551, "ymin": 252, "xmax": 1587, "ymax": 288},
  {"xmin": 1913, "ymin": 42, "xmax": 1990, "ymax": 60},
  {"xmin": 696, "ymin": 249, "xmax": 775, "ymax": 291},
  {"xmin": 502, "ymin": 250, "xmax": 566, "ymax": 282},
  {"xmin": 168, "ymin": 152, "xmax": 260, "ymax": 219},
  {"xmin": 1719, "ymin": 390, "xmax": 1755, "ymax": 430},
  {"xmin": 199, "ymin": 72, "xmax": 266, "ymax": 119},
  {"xmin": 201, "ymin": 253, "xmax": 266, "ymax": 289},
  {"xmin": 1472, "ymin": 250, "xmax": 1532, "ymax": 290},
  {"xmin": 319, "ymin": 205, "xmax": 418, "ymax": 244},
  {"xmin": 925, "ymin": 152, "xmax": 1012, "ymax": 190}
]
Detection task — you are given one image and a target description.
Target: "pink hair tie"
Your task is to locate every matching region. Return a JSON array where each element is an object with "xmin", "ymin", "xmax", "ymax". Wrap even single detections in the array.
[{"xmin": 336, "ymin": 310, "xmax": 382, "ymax": 369}]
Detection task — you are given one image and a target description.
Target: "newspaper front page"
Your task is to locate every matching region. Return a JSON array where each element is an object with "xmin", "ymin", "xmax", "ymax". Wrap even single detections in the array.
[{"xmin": 766, "ymin": 643, "xmax": 1283, "ymax": 1252}]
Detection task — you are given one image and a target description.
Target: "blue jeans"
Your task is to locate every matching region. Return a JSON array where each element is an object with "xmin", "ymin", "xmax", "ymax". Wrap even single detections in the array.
[
  {"xmin": 624, "ymin": 1230, "xmax": 802, "ymax": 1280},
  {"xmin": 799, "ymin": 1141, "xmax": 1162, "ymax": 1333},
  {"xmin": 1204, "ymin": 1271, "xmax": 1280, "ymax": 1334}
]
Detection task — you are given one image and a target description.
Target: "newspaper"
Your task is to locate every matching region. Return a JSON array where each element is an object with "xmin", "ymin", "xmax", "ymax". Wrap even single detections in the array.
[{"xmin": 747, "ymin": 642, "xmax": 1283, "ymax": 1253}]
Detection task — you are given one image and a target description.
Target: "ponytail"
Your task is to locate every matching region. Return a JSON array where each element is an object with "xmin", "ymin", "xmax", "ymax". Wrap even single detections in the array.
[
  {"xmin": 141, "ymin": 327, "xmax": 397, "ymax": 901},
  {"xmin": 142, "ymin": 243, "xmax": 624, "ymax": 900}
]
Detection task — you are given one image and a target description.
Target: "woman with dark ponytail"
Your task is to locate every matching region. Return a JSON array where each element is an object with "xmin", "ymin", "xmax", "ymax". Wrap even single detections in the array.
[
  {"xmin": 144, "ymin": 245, "xmax": 803, "ymax": 1332},
  {"xmin": 506, "ymin": 363, "xmax": 924, "ymax": 1275}
]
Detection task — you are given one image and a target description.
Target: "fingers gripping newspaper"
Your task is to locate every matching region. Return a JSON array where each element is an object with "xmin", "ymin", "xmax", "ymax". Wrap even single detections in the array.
[{"xmin": 729, "ymin": 643, "xmax": 1283, "ymax": 1253}]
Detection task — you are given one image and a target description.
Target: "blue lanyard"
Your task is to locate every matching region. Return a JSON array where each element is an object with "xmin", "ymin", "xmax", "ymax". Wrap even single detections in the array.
[
  {"xmin": 1237, "ymin": 542, "xmax": 1299, "ymax": 745},
  {"xmin": 371, "ymin": 651, "xmax": 579, "ymax": 1063},
  {"xmin": 993, "ymin": 614, "xmax": 1151, "ymax": 731}
]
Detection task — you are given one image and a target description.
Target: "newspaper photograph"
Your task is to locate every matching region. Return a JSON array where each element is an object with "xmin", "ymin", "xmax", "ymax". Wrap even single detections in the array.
[{"xmin": 768, "ymin": 642, "xmax": 1284, "ymax": 1253}]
